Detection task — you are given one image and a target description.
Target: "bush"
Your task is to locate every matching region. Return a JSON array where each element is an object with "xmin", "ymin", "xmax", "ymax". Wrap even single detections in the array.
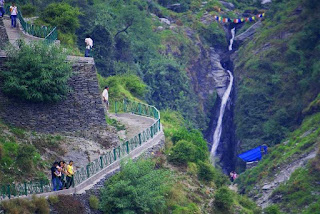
[
  {"xmin": 214, "ymin": 186, "xmax": 234, "ymax": 211},
  {"xmin": 197, "ymin": 161, "xmax": 214, "ymax": 182},
  {"xmin": 264, "ymin": 205, "xmax": 282, "ymax": 214},
  {"xmin": 89, "ymin": 195, "xmax": 99, "ymax": 210},
  {"xmin": 172, "ymin": 203, "xmax": 201, "ymax": 214},
  {"xmin": 1, "ymin": 41, "xmax": 72, "ymax": 103},
  {"xmin": 0, "ymin": 196, "xmax": 49, "ymax": 214},
  {"xmin": 169, "ymin": 140, "xmax": 198, "ymax": 165},
  {"xmin": 100, "ymin": 159, "xmax": 172, "ymax": 213},
  {"xmin": 39, "ymin": 3, "xmax": 82, "ymax": 45},
  {"xmin": 20, "ymin": 4, "xmax": 36, "ymax": 17},
  {"xmin": 48, "ymin": 195, "xmax": 59, "ymax": 204}
]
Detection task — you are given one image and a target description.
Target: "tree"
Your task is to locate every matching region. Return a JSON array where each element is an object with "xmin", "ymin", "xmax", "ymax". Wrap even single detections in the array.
[
  {"xmin": 1, "ymin": 41, "xmax": 72, "ymax": 103},
  {"xmin": 100, "ymin": 159, "xmax": 172, "ymax": 213}
]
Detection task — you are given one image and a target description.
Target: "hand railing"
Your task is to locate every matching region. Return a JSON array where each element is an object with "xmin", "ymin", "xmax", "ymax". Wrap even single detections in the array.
[
  {"xmin": 5, "ymin": 6, "xmax": 57, "ymax": 42},
  {"xmin": 0, "ymin": 99, "xmax": 161, "ymax": 200}
]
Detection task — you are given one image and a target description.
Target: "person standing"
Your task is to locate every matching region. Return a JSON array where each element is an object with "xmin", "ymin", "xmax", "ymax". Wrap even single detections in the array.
[
  {"xmin": 102, "ymin": 86, "xmax": 109, "ymax": 111},
  {"xmin": 230, "ymin": 171, "xmax": 234, "ymax": 183},
  {"xmin": 51, "ymin": 162, "xmax": 60, "ymax": 191},
  {"xmin": 10, "ymin": 2, "xmax": 18, "ymax": 28},
  {"xmin": 84, "ymin": 35, "xmax": 93, "ymax": 57},
  {"xmin": 66, "ymin": 160, "xmax": 74, "ymax": 189},
  {"xmin": 0, "ymin": 0, "xmax": 5, "ymax": 18}
]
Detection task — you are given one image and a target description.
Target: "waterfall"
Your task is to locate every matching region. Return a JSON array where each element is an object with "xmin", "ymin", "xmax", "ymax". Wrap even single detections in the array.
[
  {"xmin": 210, "ymin": 70, "xmax": 234, "ymax": 160},
  {"xmin": 228, "ymin": 28, "xmax": 235, "ymax": 51},
  {"xmin": 210, "ymin": 28, "xmax": 235, "ymax": 161}
]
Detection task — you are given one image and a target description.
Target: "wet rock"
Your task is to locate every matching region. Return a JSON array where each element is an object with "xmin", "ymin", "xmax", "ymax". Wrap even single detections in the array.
[{"xmin": 235, "ymin": 21, "xmax": 262, "ymax": 43}]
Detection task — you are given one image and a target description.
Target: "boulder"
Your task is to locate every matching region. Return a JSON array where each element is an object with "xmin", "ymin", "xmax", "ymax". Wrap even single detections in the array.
[
  {"xmin": 157, "ymin": 26, "xmax": 164, "ymax": 31},
  {"xmin": 159, "ymin": 18, "xmax": 171, "ymax": 25},
  {"xmin": 219, "ymin": 1, "xmax": 235, "ymax": 10}
]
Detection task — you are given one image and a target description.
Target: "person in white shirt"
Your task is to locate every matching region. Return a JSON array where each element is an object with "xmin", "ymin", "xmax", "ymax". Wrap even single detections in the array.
[
  {"xmin": 84, "ymin": 35, "xmax": 93, "ymax": 57},
  {"xmin": 102, "ymin": 86, "xmax": 109, "ymax": 111},
  {"xmin": 10, "ymin": 3, "xmax": 18, "ymax": 28}
]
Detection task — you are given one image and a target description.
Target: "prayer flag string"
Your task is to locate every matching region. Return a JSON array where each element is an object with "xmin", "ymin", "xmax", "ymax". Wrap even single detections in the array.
[{"xmin": 214, "ymin": 13, "xmax": 265, "ymax": 23}]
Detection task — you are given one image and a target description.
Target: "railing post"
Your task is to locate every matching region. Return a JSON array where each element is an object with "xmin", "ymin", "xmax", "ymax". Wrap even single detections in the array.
[
  {"xmin": 118, "ymin": 146, "xmax": 121, "ymax": 158},
  {"xmin": 139, "ymin": 103, "xmax": 142, "ymax": 115},
  {"xmin": 126, "ymin": 141, "xmax": 129, "ymax": 154},
  {"xmin": 7, "ymin": 184, "xmax": 11, "ymax": 199},
  {"xmin": 100, "ymin": 156, "xmax": 104, "ymax": 169},
  {"xmin": 40, "ymin": 180, "xmax": 44, "ymax": 193},
  {"xmin": 113, "ymin": 148, "xmax": 117, "ymax": 161},
  {"xmin": 86, "ymin": 165, "xmax": 90, "ymax": 178},
  {"xmin": 151, "ymin": 126, "xmax": 153, "ymax": 138},
  {"xmin": 138, "ymin": 133, "xmax": 142, "ymax": 145},
  {"xmin": 115, "ymin": 101, "xmax": 117, "ymax": 114},
  {"xmin": 24, "ymin": 182, "xmax": 28, "ymax": 196}
]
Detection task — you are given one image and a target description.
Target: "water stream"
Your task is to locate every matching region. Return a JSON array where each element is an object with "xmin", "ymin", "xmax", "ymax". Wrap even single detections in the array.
[{"xmin": 210, "ymin": 28, "xmax": 235, "ymax": 161}]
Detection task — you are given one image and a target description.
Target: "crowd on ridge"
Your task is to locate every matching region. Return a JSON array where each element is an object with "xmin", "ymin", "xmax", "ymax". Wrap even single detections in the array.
[{"xmin": 51, "ymin": 160, "xmax": 75, "ymax": 191}]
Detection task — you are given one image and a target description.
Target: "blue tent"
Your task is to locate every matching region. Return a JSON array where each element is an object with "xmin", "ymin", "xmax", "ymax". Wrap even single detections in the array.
[{"xmin": 238, "ymin": 146, "xmax": 268, "ymax": 162}]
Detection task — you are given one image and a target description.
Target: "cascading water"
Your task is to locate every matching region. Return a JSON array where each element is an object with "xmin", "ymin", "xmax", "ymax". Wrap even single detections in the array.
[
  {"xmin": 228, "ymin": 28, "xmax": 236, "ymax": 51},
  {"xmin": 210, "ymin": 28, "xmax": 235, "ymax": 162}
]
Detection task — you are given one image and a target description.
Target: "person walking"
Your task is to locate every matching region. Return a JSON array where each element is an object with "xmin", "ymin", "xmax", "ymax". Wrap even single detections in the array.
[
  {"xmin": 84, "ymin": 35, "xmax": 93, "ymax": 57},
  {"xmin": 0, "ymin": 0, "xmax": 5, "ymax": 18},
  {"xmin": 66, "ymin": 160, "xmax": 74, "ymax": 189},
  {"xmin": 102, "ymin": 86, "xmax": 109, "ymax": 112},
  {"xmin": 10, "ymin": 2, "xmax": 18, "ymax": 28}
]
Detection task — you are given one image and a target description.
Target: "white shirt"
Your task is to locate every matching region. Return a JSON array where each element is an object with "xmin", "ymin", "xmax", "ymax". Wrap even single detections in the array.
[
  {"xmin": 10, "ymin": 6, "xmax": 18, "ymax": 15},
  {"xmin": 102, "ymin": 89, "xmax": 108, "ymax": 101},
  {"xmin": 85, "ymin": 38, "xmax": 93, "ymax": 49}
]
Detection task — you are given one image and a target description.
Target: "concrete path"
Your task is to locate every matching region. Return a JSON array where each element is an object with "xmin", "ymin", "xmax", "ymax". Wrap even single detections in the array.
[
  {"xmin": 2, "ymin": 16, "xmax": 43, "ymax": 46},
  {"xmin": 109, "ymin": 113, "xmax": 155, "ymax": 140}
]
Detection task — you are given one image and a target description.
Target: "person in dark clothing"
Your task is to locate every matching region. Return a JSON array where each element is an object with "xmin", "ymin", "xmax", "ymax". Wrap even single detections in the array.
[{"xmin": 51, "ymin": 162, "xmax": 60, "ymax": 191}]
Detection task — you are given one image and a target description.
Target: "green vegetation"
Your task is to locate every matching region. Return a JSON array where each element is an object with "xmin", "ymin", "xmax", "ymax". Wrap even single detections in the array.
[
  {"xmin": 266, "ymin": 149, "xmax": 320, "ymax": 214},
  {"xmin": 237, "ymin": 112, "xmax": 320, "ymax": 194},
  {"xmin": 1, "ymin": 41, "xmax": 72, "ymax": 103},
  {"xmin": 89, "ymin": 195, "xmax": 99, "ymax": 210},
  {"xmin": 234, "ymin": 0, "xmax": 320, "ymax": 151},
  {"xmin": 0, "ymin": 196, "xmax": 50, "ymax": 214},
  {"xmin": 38, "ymin": 3, "xmax": 82, "ymax": 45},
  {"xmin": 100, "ymin": 159, "xmax": 172, "ymax": 213},
  {"xmin": 50, "ymin": 195, "xmax": 85, "ymax": 214}
]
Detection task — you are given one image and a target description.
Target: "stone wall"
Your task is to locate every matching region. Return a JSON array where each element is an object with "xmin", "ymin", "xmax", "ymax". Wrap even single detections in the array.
[{"xmin": 0, "ymin": 56, "xmax": 107, "ymax": 133}]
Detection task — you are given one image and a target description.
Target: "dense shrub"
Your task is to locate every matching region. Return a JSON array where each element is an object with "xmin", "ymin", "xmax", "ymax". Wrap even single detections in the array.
[
  {"xmin": 1, "ymin": 41, "xmax": 72, "ymax": 103},
  {"xmin": 214, "ymin": 186, "xmax": 234, "ymax": 211},
  {"xmin": 100, "ymin": 159, "xmax": 172, "ymax": 213},
  {"xmin": 0, "ymin": 196, "xmax": 49, "ymax": 214},
  {"xmin": 39, "ymin": 3, "xmax": 81, "ymax": 45},
  {"xmin": 89, "ymin": 195, "xmax": 99, "ymax": 210},
  {"xmin": 264, "ymin": 205, "xmax": 282, "ymax": 214},
  {"xmin": 168, "ymin": 140, "xmax": 198, "ymax": 164},
  {"xmin": 197, "ymin": 161, "xmax": 215, "ymax": 182},
  {"xmin": 20, "ymin": 4, "xmax": 36, "ymax": 17}
]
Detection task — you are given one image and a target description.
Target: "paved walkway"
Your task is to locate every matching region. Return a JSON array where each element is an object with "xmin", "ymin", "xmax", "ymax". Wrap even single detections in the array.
[
  {"xmin": 2, "ymin": 16, "xmax": 43, "ymax": 46},
  {"xmin": 109, "ymin": 113, "xmax": 155, "ymax": 140}
]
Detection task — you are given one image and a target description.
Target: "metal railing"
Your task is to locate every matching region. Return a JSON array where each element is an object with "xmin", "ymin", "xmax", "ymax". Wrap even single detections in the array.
[
  {"xmin": 5, "ymin": 6, "xmax": 58, "ymax": 42},
  {"xmin": 0, "ymin": 99, "xmax": 161, "ymax": 200}
]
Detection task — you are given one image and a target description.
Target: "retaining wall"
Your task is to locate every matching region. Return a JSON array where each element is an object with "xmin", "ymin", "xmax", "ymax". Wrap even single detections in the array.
[{"xmin": 0, "ymin": 56, "xmax": 106, "ymax": 133}]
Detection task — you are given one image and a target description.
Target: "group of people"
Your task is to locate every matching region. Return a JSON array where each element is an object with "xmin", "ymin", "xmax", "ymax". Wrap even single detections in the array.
[
  {"xmin": 51, "ymin": 160, "xmax": 75, "ymax": 191},
  {"xmin": 0, "ymin": 1, "xmax": 18, "ymax": 28},
  {"xmin": 230, "ymin": 171, "xmax": 237, "ymax": 183}
]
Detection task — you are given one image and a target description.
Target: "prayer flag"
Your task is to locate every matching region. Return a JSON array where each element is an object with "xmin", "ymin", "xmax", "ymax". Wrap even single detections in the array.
[{"xmin": 252, "ymin": 16, "xmax": 255, "ymax": 20}]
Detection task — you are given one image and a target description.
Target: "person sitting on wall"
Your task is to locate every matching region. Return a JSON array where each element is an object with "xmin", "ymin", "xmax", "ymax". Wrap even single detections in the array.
[
  {"xmin": 102, "ymin": 86, "xmax": 109, "ymax": 112},
  {"xmin": 84, "ymin": 35, "xmax": 93, "ymax": 57},
  {"xmin": 10, "ymin": 2, "xmax": 18, "ymax": 28}
]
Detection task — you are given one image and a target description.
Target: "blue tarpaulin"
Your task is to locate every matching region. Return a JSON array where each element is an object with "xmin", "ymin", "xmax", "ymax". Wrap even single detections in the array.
[{"xmin": 238, "ymin": 146, "xmax": 268, "ymax": 162}]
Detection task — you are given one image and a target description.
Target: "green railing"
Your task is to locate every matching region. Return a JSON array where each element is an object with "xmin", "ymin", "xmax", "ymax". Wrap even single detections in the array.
[
  {"xmin": 0, "ymin": 99, "xmax": 161, "ymax": 200},
  {"xmin": 5, "ymin": 6, "xmax": 57, "ymax": 42}
]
